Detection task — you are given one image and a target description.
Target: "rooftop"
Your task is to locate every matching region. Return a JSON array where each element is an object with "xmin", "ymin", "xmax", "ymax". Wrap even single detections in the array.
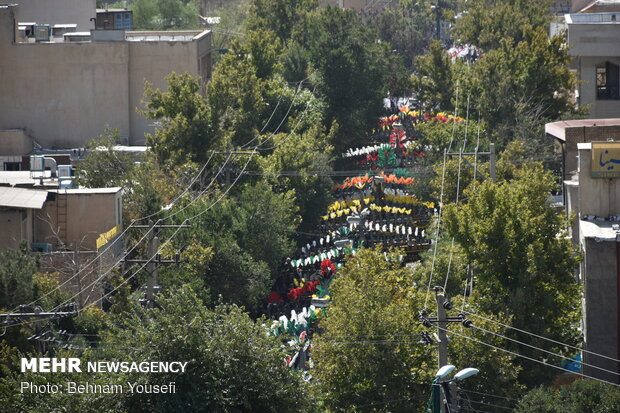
[
  {"xmin": 545, "ymin": 119, "xmax": 620, "ymax": 142},
  {"xmin": 580, "ymin": 219, "xmax": 620, "ymax": 241},
  {"xmin": 0, "ymin": 186, "xmax": 48, "ymax": 209},
  {"xmin": 566, "ymin": 12, "xmax": 620, "ymax": 23}
]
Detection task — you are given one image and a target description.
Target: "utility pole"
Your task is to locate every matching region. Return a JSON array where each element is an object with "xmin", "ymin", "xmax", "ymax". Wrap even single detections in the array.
[
  {"xmin": 435, "ymin": 290, "xmax": 449, "ymax": 369},
  {"xmin": 121, "ymin": 219, "xmax": 190, "ymax": 308},
  {"xmin": 146, "ymin": 222, "xmax": 159, "ymax": 309},
  {"xmin": 420, "ymin": 289, "xmax": 475, "ymax": 413},
  {"xmin": 447, "ymin": 143, "xmax": 497, "ymax": 183},
  {"xmin": 489, "ymin": 143, "xmax": 496, "ymax": 183}
]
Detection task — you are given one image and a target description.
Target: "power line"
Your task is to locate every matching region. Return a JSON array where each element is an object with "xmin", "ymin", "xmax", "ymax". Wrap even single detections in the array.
[
  {"xmin": 472, "ymin": 324, "xmax": 620, "ymax": 377},
  {"xmin": 436, "ymin": 325, "xmax": 620, "ymax": 387},
  {"xmin": 464, "ymin": 311, "xmax": 620, "ymax": 364}
]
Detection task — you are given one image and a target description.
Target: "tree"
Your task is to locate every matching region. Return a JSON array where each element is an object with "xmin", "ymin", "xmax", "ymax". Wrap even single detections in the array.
[
  {"xmin": 257, "ymin": 122, "xmax": 335, "ymax": 235},
  {"xmin": 74, "ymin": 127, "xmax": 134, "ymax": 189},
  {"xmin": 106, "ymin": 286, "xmax": 312, "ymax": 413},
  {"xmin": 143, "ymin": 72, "xmax": 217, "ymax": 168},
  {"xmin": 365, "ymin": 0, "xmax": 436, "ymax": 69},
  {"xmin": 467, "ymin": 25, "xmax": 578, "ymax": 144},
  {"xmin": 165, "ymin": 182, "xmax": 300, "ymax": 313},
  {"xmin": 0, "ymin": 287, "xmax": 312, "ymax": 412},
  {"xmin": 131, "ymin": 0, "xmax": 200, "ymax": 30},
  {"xmin": 412, "ymin": 41, "xmax": 454, "ymax": 112},
  {"xmin": 452, "ymin": 0, "xmax": 553, "ymax": 51},
  {"xmin": 249, "ymin": 0, "xmax": 318, "ymax": 44},
  {"xmin": 515, "ymin": 379, "xmax": 620, "ymax": 413},
  {"xmin": 300, "ymin": 6, "xmax": 402, "ymax": 153},
  {"xmin": 0, "ymin": 243, "xmax": 38, "ymax": 310},
  {"xmin": 443, "ymin": 161, "xmax": 581, "ymax": 387},
  {"xmin": 311, "ymin": 247, "xmax": 522, "ymax": 412}
]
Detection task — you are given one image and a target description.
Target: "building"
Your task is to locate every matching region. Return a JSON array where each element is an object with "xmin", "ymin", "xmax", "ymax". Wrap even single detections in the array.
[
  {"xmin": 12, "ymin": 0, "xmax": 96, "ymax": 31},
  {"xmin": 563, "ymin": 11, "xmax": 620, "ymax": 118},
  {"xmin": 0, "ymin": 4, "xmax": 212, "ymax": 149},
  {"xmin": 0, "ymin": 163, "xmax": 122, "ymax": 252},
  {"xmin": 321, "ymin": 0, "xmax": 398, "ymax": 12},
  {"xmin": 95, "ymin": 8, "xmax": 133, "ymax": 31},
  {"xmin": 548, "ymin": 119, "xmax": 620, "ymax": 384}
]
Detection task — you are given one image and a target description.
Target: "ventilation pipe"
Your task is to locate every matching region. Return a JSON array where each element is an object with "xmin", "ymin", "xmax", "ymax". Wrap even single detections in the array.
[{"xmin": 43, "ymin": 157, "xmax": 57, "ymax": 177}]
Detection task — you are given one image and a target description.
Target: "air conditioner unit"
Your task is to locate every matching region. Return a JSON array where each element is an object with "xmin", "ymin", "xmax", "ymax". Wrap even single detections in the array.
[
  {"xmin": 58, "ymin": 165, "xmax": 73, "ymax": 178},
  {"xmin": 34, "ymin": 24, "xmax": 51, "ymax": 42},
  {"xmin": 31, "ymin": 243, "xmax": 52, "ymax": 253},
  {"xmin": 30, "ymin": 155, "xmax": 44, "ymax": 171}
]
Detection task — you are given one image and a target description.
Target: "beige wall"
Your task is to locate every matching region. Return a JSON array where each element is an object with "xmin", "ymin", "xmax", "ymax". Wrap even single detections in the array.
[
  {"xmin": 0, "ymin": 209, "xmax": 31, "ymax": 249},
  {"xmin": 14, "ymin": 0, "xmax": 96, "ymax": 31},
  {"xmin": 128, "ymin": 39, "xmax": 200, "ymax": 144},
  {"xmin": 36, "ymin": 190, "xmax": 121, "ymax": 250},
  {"xmin": 578, "ymin": 145, "xmax": 620, "ymax": 216},
  {"xmin": 0, "ymin": 5, "xmax": 212, "ymax": 149},
  {"xmin": 0, "ymin": 129, "xmax": 33, "ymax": 155}
]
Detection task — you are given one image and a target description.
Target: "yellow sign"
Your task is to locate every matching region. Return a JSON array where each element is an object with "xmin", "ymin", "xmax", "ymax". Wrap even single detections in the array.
[
  {"xmin": 592, "ymin": 142, "xmax": 620, "ymax": 178},
  {"xmin": 97, "ymin": 225, "xmax": 120, "ymax": 250}
]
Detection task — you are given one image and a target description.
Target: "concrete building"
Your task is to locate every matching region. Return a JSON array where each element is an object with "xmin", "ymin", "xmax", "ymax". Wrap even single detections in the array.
[
  {"xmin": 13, "ymin": 0, "xmax": 96, "ymax": 31},
  {"xmin": 564, "ymin": 11, "xmax": 620, "ymax": 118},
  {"xmin": 549, "ymin": 119, "xmax": 620, "ymax": 383},
  {"xmin": 0, "ymin": 4, "xmax": 212, "ymax": 148},
  {"xmin": 321, "ymin": 0, "xmax": 398, "ymax": 12},
  {"xmin": 0, "ymin": 171, "xmax": 122, "ymax": 252}
]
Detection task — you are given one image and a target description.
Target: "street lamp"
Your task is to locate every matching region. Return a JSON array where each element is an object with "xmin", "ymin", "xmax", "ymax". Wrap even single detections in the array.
[{"xmin": 429, "ymin": 365, "xmax": 479, "ymax": 413}]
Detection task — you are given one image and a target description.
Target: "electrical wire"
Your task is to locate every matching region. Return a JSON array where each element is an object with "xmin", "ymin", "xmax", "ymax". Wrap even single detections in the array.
[
  {"xmin": 436, "ymin": 325, "xmax": 620, "ymax": 387},
  {"xmin": 424, "ymin": 86, "xmax": 460, "ymax": 310},
  {"xmin": 443, "ymin": 94, "xmax": 470, "ymax": 292},
  {"xmin": 472, "ymin": 324, "xmax": 620, "ymax": 377},
  {"xmin": 464, "ymin": 311, "xmax": 620, "ymax": 364}
]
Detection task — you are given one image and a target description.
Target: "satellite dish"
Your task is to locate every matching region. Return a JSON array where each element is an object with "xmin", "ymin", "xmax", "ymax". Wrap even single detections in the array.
[
  {"xmin": 454, "ymin": 368, "xmax": 479, "ymax": 381},
  {"xmin": 435, "ymin": 365, "xmax": 455, "ymax": 380}
]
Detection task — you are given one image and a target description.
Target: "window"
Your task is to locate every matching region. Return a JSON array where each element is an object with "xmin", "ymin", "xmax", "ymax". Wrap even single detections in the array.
[{"xmin": 596, "ymin": 62, "xmax": 620, "ymax": 100}]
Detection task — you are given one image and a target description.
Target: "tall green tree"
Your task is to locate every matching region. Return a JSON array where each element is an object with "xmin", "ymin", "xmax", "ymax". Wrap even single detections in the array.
[
  {"xmin": 452, "ymin": 0, "xmax": 553, "ymax": 50},
  {"xmin": 0, "ymin": 243, "xmax": 38, "ymax": 310},
  {"xmin": 143, "ymin": 72, "xmax": 217, "ymax": 168},
  {"xmin": 515, "ymin": 379, "xmax": 620, "ymax": 413},
  {"xmin": 443, "ymin": 161, "xmax": 581, "ymax": 387},
  {"xmin": 312, "ymin": 247, "xmax": 521, "ymax": 412},
  {"xmin": 248, "ymin": 0, "xmax": 318, "ymax": 44},
  {"xmin": 300, "ymin": 6, "xmax": 402, "ymax": 152},
  {"xmin": 467, "ymin": 25, "xmax": 578, "ymax": 144},
  {"xmin": 131, "ymin": 0, "xmax": 200, "ymax": 30}
]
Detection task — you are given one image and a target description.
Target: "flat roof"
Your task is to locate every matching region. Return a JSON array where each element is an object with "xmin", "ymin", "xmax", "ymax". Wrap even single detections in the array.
[
  {"xmin": 0, "ymin": 186, "xmax": 47, "ymax": 209},
  {"xmin": 0, "ymin": 171, "xmax": 51, "ymax": 186},
  {"xmin": 47, "ymin": 187, "xmax": 121, "ymax": 194},
  {"xmin": 545, "ymin": 119, "xmax": 620, "ymax": 141},
  {"xmin": 580, "ymin": 219, "xmax": 619, "ymax": 241}
]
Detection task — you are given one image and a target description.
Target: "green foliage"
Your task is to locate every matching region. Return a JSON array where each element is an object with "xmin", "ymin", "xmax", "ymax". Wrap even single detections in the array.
[
  {"xmin": 144, "ymin": 72, "xmax": 217, "ymax": 167},
  {"xmin": 131, "ymin": 0, "xmax": 200, "ymax": 30},
  {"xmin": 106, "ymin": 286, "xmax": 311, "ymax": 412},
  {"xmin": 467, "ymin": 25, "xmax": 578, "ymax": 144},
  {"xmin": 312, "ymin": 247, "xmax": 522, "ymax": 411},
  {"xmin": 165, "ymin": 182, "xmax": 300, "ymax": 312},
  {"xmin": 443, "ymin": 162, "xmax": 581, "ymax": 386},
  {"xmin": 258, "ymin": 122, "xmax": 335, "ymax": 234},
  {"xmin": 299, "ymin": 6, "xmax": 402, "ymax": 152},
  {"xmin": 0, "ymin": 243, "xmax": 38, "ymax": 310},
  {"xmin": 516, "ymin": 379, "xmax": 620, "ymax": 413},
  {"xmin": 452, "ymin": 0, "xmax": 553, "ymax": 50},
  {"xmin": 249, "ymin": 0, "xmax": 318, "ymax": 44},
  {"xmin": 74, "ymin": 127, "xmax": 134, "ymax": 189},
  {"xmin": 412, "ymin": 41, "xmax": 454, "ymax": 112},
  {"xmin": 366, "ymin": 0, "xmax": 435, "ymax": 68},
  {"xmin": 312, "ymin": 247, "xmax": 434, "ymax": 412},
  {"xmin": 0, "ymin": 287, "xmax": 311, "ymax": 412}
]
